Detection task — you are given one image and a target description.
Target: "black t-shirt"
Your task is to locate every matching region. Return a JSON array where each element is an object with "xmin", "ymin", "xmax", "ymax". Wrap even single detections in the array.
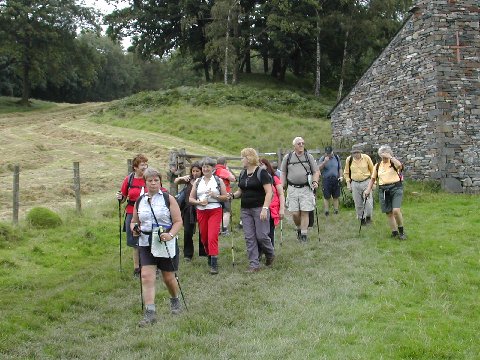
[{"xmin": 239, "ymin": 167, "xmax": 272, "ymax": 209}]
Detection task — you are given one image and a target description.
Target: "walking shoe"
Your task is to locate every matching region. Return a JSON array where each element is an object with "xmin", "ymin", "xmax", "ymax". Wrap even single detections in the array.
[
  {"xmin": 220, "ymin": 230, "xmax": 230, "ymax": 236},
  {"xmin": 133, "ymin": 267, "xmax": 141, "ymax": 279},
  {"xmin": 155, "ymin": 268, "xmax": 161, "ymax": 280},
  {"xmin": 265, "ymin": 256, "xmax": 275, "ymax": 267},
  {"xmin": 296, "ymin": 229, "xmax": 301, "ymax": 240},
  {"xmin": 334, "ymin": 209, "xmax": 339, "ymax": 215},
  {"xmin": 366, "ymin": 216, "xmax": 372, "ymax": 224},
  {"xmin": 245, "ymin": 267, "xmax": 260, "ymax": 273},
  {"xmin": 391, "ymin": 232, "xmax": 399, "ymax": 239},
  {"xmin": 398, "ymin": 233, "xmax": 407, "ymax": 240},
  {"xmin": 300, "ymin": 234, "xmax": 308, "ymax": 243},
  {"xmin": 325, "ymin": 211, "xmax": 329, "ymax": 216},
  {"xmin": 207, "ymin": 256, "xmax": 211, "ymax": 267},
  {"xmin": 138, "ymin": 309, "xmax": 156, "ymax": 327},
  {"xmin": 360, "ymin": 218, "xmax": 367, "ymax": 225},
  {"xmin": 210, "ymin": 256, "xmax": 218, "ymax": 275},
  {"xmin": 170, "ymin": 297, "xmax": 182, "ymax": 315}
]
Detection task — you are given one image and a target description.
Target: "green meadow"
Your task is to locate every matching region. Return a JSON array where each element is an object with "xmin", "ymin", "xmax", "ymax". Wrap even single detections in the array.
[{"xmin": 0, "ymin": 83, "xmax": 478, "ymax": 359}]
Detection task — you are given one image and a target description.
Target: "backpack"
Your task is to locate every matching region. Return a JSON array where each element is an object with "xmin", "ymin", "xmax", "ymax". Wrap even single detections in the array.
[
  {"xmin": 318, "ymin": 153, "xmax": 341, "ymax": 176},
  {"xmin": 174, "ymin": 185, "xmax": 188, "ymax": 211},
  {"xmin": 239, "ymin": 167, "xmax": 272, "ymax": 185},
  {"xmin": 135, "ymin": 191, "xmax": 171, "ymax": 211},
  {"xmin": 375, "ymin": 162, "xmax": 403, "ymax": 183},
  {"xmin": 194, "ymin": 175, "xmax": 226, "ymax": 207},
  {"xmin": 285, "ymin": 150, "xmax": 315, "ymax": 186},
  {"xmin": 126, "ymin": 172, "xmax": 145, "ymax": 206}
]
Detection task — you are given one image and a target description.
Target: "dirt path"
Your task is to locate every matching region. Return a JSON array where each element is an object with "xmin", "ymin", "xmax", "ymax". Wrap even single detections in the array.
[{"xmin": 0, "ymin": 102, "xmax": 222, "ymax": 221}]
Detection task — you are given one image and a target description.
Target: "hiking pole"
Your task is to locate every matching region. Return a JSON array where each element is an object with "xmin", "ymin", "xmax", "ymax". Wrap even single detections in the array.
[
  {"xmin": 314, "ymin": 189, "xmax": 320, "ymax": 241},
  {"xmin": 279, "ymin": 219, "xmax": 283, "ymax": 247},
  {"xmin": 231, "ymin": 235, "xmax": 235, "ymax": 267},
  {"xmin": 118, "ymin": 200, "xmax": 122, "ymax": 272},
  {"xmin": 358, "ymin": 195, "xmax": 368, "ymax": 235},
  {"xmin": 163, "ymin": 240, "xmax": 188, "ymax": 311},
  {"xmin": 229, "ymin": 199, "xmax": 233, "ymax": 233},
  {"xmin": 133, "ymin": 225, "xmax": 144, "ymax": 311}
]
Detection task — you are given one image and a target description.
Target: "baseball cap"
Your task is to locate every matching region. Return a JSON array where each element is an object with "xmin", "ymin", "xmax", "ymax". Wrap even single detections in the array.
[{"xmin": 325, "ymin": 146, "xmax": 333, "ymax": 154}]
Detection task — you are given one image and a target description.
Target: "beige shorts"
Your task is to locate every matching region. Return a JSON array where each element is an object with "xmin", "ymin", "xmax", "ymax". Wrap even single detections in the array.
[{"xmin": 286, "ymin": 185, "xmax": 315, "ymax": 212}]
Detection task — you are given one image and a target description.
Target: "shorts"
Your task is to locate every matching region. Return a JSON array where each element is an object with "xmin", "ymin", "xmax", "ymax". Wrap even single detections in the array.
[
  {"xmin": 322, "ymin": 176, "xmax": 340, "ymax": 199},
  {"xmin": 222, "ymin": 200, "xmax": 231, "ymax": 213},
  {"xmin": 124, "ymin": 213, "xmax": 138, "ymax": 248},
  {"xmin": 379, "ymin": 182, "xmax": 403, "ymax": 213},
  {"xmin": 139, "ymin": 240, "xmax": 179, "ymax": 272},
  {"xmin": 286, "ymin": 185, "xmax": 315, "ymax": 212}
]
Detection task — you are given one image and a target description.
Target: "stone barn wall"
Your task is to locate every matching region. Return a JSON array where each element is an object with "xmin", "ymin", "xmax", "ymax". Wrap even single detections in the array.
[{"xmin": 330, "ymin": 0, "xmax": 480, "ymax": 193}]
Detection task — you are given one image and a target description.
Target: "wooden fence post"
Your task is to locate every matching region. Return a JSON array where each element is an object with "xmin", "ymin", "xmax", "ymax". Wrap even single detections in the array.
[
  {"xmin": 12, "ymin": 165, "xmax": 19, "ymax": 224},
  {"xmin": 73, "ymin": 162, "xmax": 81, "ymax": 213},
  {"xmin": 127, "ymin": 159, "xmax": 132, "ymax": 175}
]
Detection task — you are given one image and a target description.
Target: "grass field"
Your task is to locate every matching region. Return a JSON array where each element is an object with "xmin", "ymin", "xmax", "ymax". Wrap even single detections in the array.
[{"xmin": 0, "ymin": 82, "xmax": 479, "ymax": 359}]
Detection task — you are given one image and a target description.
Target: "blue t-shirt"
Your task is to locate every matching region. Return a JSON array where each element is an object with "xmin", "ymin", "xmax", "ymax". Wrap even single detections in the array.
[{"xmin": 318, "ymin": 154, "xmax": 341, "ymax": 178}]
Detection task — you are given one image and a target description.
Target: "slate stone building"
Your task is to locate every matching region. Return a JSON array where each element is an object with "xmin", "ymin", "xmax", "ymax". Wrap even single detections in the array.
[{"xmin": 329, "ymin": 0, "xmax": 479, "ymax": 193}]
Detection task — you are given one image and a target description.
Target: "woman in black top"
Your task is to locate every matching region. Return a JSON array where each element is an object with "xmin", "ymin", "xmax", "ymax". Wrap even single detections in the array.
[{"xmin": 230, "ymin": 148, "xmax": 274, "ymax": 272}]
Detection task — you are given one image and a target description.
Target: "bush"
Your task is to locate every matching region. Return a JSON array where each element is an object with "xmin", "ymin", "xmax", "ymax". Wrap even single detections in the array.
[
  {"xmin": 0, "ymin": 222, "xmax": 21, "ymax": 247},
  {"xmin": 26, "ymin": 207, "xmax": 62, "ymax": 229}
]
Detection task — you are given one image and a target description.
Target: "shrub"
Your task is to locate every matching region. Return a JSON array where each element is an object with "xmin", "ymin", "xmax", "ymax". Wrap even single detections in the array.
[
  {"xmin": 0, "ymin": 222, "xmax": 21, "ymax": 247},
  {"xmin": 26, "ymin": 207, "xmax": 62, "ymax": 229}
]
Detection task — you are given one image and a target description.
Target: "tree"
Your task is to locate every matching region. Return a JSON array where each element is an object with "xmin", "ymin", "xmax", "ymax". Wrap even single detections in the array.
[{"xmin": 0, "ymin": 0, "xmax": 98, "ymax": 104}]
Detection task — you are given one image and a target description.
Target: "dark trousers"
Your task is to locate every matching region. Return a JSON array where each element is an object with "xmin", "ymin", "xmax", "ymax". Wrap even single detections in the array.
[{"xmin": 183, "ymin": 207, "xmax": 196, "ymax": 259}]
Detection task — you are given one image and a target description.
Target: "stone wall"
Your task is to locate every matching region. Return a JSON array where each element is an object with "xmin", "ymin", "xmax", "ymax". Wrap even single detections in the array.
[{"xmin": 330, "ymin": 0, "xmax": 480, "ymax": 193}]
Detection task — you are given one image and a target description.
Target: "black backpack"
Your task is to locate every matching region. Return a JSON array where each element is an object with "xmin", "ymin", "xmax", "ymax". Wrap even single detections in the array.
[
  {"xmin": 375, "ymin": 162, "xmax": 403, "ymax": 182},
  {"xmin": 126, "ymin": 172, "xmax": 145, "ymax": 206}
]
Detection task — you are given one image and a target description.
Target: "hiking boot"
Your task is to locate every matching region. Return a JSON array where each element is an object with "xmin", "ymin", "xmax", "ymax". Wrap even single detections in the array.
[
  {"xmin": 220, "ymin": 229, "xmax": 230, "ymax": 236},
  {"xmin": 360, "ymin": 218, "xmax": 367, "ymax": 225},
  {"xmin": 210, "ymin": 256, "xmax": 218, "ymax": 275},
  {"xmin": 138, "ymin": 309, "xmax": 156, "ymax": 327},
  {"xmin": 170, "ymin": 297, "xmax": 182, "ymax": 315},
  {"xmin": 265, "ymin": 256, "xmax": 275, "ymax": 267},
  {"xmin": 325, "ymin": 211, "xmax": 329, "ymax": 216},
  {"xmin": 296, "ymin": 229, "xmax": 301, "ymax": 240},
  {"xmin": 366, "ymin": 216, "xmax": 372, "ymax": 224},
  {"xmin": 398, "ymin": 233, "xmax": 407, "ymax": 241},
  {"xmin": 207, "ymin": 256, "xmax": 211, "ymax": 267},
  {"xmin": 133, "ymin": 267, "xmax": 141, "ymax": 279},
  {"xmin": 300, "ymin": 234, "xmax": 308, "ymax": 243},
  {"xmin": 245, "ymin": 267, "xmax": 260, "ymax": 273},
  {"xmin": 391, "ymin": 232, "xmax": 399, "ymax": 239},
  {"xmin": 334, "ymin": 209, "xmax": 339, "ymax": 215}
]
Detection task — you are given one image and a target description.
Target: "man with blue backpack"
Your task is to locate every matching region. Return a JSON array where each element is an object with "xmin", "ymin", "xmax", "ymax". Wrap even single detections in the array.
[{"xmin": 318, "ymin": 146, "xmax": 343, "ymax": 216}]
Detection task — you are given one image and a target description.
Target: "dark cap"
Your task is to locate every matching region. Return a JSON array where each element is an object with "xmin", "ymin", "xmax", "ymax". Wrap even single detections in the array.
[{"xmin": 325, "ymin": 146, "xmax": 333, "ymax": 154}]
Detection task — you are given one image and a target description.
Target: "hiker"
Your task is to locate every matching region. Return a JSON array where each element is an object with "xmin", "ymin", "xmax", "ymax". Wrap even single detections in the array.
[
  {"xmin": 280, "ymin": 137, "xmax": 320, "ymax": 242},
  {"xmin": 318, "ymin": 146, "xmax": 343, "ymax": 216},
  {"xmin": 229, "ymin": 148, "xmax": 275, "ymax": 272},
  {"xmin": 116, "ymin": 154, "xmax": 148, "ymax": 278},
  {"xmin": 343, "ymin": 144, "xmax": 375, "ymax": 225},
  {"xmin": 188, "ymin": 157, "xmax": 229, "ymax": 274},
  {"xmin": 364, "ymin": 145, "xmax": 406, "ymax": 240},
  {"xmin": 260, "ymin": 158, "xmax": 285, "ymax": 247},
  {"xmin": 174, "ymin": 161, "xmax": 203, "ymax": 261},
  {"xmin": 214, "ymin": 157, "xmax": 236, "ymax": 235},
  {"xmin": 130, "ymin": 168, "xmax": 183, "ymax": 327}
]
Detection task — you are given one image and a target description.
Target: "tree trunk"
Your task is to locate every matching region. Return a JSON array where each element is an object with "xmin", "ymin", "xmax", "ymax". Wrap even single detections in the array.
[
  {"xmin": 20, "ymin": 49, "xmax": 31, "ymax": 105},
  {"xmin": 271, "ymin": 58, "xmax": 281, "ymax": 78},
  {"xmin": 224, "ymin": 11, "xmax": 231, "ymax": 85},
  {"xmin": 314, "ymin": 16, "xmax": 321, "ymax": 97},
  {"xmin": 203, "ymin": 58, "xmax": 210, "ymax": 82},
  {"xmin": 337, "ymin": 28, "xmax": 349, "ymax": 102},
  {"xmin": 232, "ymin": 10, "xmax": 240, "ymax": 85},
  {"xmin": 263, "ymin": 54, "xmax": 269, "ymax": 74},
  {"xmin": 279, "ymin": 59, "xmax": 287, "ymax": 81}
]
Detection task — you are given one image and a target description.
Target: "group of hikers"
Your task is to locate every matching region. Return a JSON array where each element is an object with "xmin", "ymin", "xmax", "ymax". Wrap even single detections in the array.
[{"xmin": 116, "ymin": 137, "xmax": 407, "ymax": 326}]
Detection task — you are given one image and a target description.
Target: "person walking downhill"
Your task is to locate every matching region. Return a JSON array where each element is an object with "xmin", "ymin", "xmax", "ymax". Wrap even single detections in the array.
[
  {"xmin": 188, "ymin": 157, "xmax": 229, "ymax": 274},
  {"xmin": 318, "ymin": 146, "xmax": 343, "ymax": 216},
  {"xmin": 116, "ymin": 154, "xmax": 148, "ymax": 278},
  {"xmin": 343, "ymin": 144, "xmax": 375, "ymax": 225},
  {"xmin": 280, "ymin": 137, "xmax": 320, "ymax": 242},
  {"xmin": 260, "ymin": 158, "xmax": 285, "ymax": 247},
  {"xmin": 130, "ymin": 168, "xmax": 183, "ymax": 327},
  {"xmin": 364, "ymin": 145, "xmax": 407, "ymax": 240},
  {"xmin": 214, "ymin": 157, "xmax": 236, "ymax": 235},
  {"xmin": 174, "ymin": 162, "xmax": 203, "ymax": 261},
  {"xmin": 229, "ymin": 148, "xmax": 275, "ymax": 272}
]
